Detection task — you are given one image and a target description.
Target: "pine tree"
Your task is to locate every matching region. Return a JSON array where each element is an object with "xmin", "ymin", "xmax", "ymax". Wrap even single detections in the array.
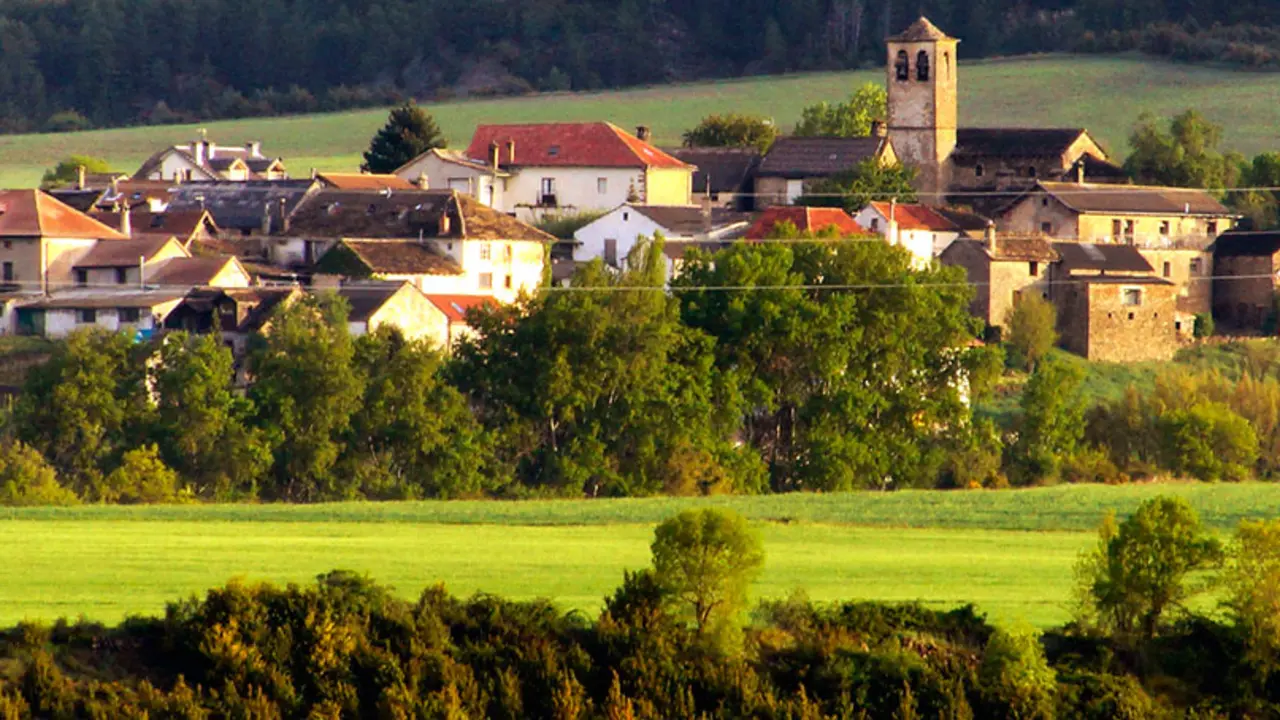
[{"xmin": 361, "ymin": 101, "xmax": 446, "ymax": 173}]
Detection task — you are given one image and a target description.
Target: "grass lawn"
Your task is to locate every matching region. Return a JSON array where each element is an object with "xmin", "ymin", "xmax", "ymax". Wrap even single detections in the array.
[
  {"xmin": 3, "ymin": 482, "xmax": 1279, "ymax": 628},
  {"xmin": 0, "ymin": 55, "xmax": 1274, "ymax": 187}
]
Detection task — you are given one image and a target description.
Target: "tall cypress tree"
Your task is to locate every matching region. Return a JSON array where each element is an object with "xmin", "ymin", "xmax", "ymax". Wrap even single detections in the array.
[{"xmin": 361, "ymin": 101, "xmax": 446, "ymax": 173}]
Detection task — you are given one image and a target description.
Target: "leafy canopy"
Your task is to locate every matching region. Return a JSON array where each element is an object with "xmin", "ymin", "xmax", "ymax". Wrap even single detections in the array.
[
  {"xmin": 1006, "ymin": 294, "xmax": 1058, "ymax": 371},
  {"xmin": 793, "ymin": 83, "xmax": 887, "ymax": 138},
  {"xmin": 796, "ymin": 158, "xmax": 917, "ymax": 214},
  {"xmin": 41, "ymin": 154, "xmax": 111, "ymax": 188},
  {"xmin": 362, "ymin": 101, "xmax": 446, "ymax": 173},
  {"xmin": 1123, "ymin": 109, "xmax": 1243, "ymax": 192},
  {"xmin": 1010, "ymin": 356, "xmax": 1084, "ymax": 485},
  {"xmin": 682, "ymin": 113, "xmax": 778, "ymax": 152}
]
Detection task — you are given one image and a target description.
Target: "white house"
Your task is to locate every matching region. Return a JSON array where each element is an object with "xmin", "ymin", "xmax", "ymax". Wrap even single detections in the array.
[
  {"xmin": 397, "ymin": 123, "xmax": 695, "ymax": 223},
  {"xmin": 573, "ymin": 203, "xmax": 750, "ymax": 270},
  {"xmin": 135, "ymin": 135, "xmax": 287, "ymax": 182},
  {"xmin": 16, "ymin": 290, "xmax": 188, "ymax": 338},
  {"xmin": 854, "ymin": 201, "xmax": 961, "ymax": 266}
]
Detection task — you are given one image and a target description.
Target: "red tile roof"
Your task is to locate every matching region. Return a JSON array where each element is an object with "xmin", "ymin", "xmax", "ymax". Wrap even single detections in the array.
[
  {"xmin": 867, "ymin": 202, "xmax": 959, "ymax": 232},
  {"xmin": 464, "ymin": 123, "xmax": 691, "ymax": 169},
  {"xmin": 7, "ymin": 191, "xmax": 128, "ymax": 240},
  {"xmin": 743, "ymin": 207, "xmax": 866, "ymax": 240},
  {"xmin": 425, "ymin": 294, "xmax": 495, "ymax": 323}
]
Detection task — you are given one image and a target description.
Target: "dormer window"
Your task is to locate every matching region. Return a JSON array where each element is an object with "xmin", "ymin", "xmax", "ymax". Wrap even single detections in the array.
[
  {"xmin": 895, "ymin": 50, "xmax": 909, "ymax": 81},
  {"xmin": 547, "ymin": 146, "xmax": 560, "ymax": 157},
  {"xmin": 916, "ymin": 51, "xmax": 930, "ymax": 81}
]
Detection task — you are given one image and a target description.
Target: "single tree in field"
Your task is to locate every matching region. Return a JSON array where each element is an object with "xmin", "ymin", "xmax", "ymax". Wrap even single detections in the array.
[
  {"xmin": 41, "ymin": 154, "xmax": 111, "ymax": 188},
  {"xmin": 793, "ymin": 83, "xmax": 887, "ymax": 138},
  {"xmin": 682, "ymin": 113, "xmax": 778, "ymax": 152},
  {"xmin": 362, "ymin": 102, "xmax": 446, "ymax": 173},
  {"xmin": 1006, "ymin": 294, "xmax": 1057, "ymax": 371},
  {"xmin": 649, "ymin": 508, "xmax": 764, "ymax": 650}
]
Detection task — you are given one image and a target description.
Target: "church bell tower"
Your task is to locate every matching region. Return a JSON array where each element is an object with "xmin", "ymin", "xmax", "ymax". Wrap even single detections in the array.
[{"xmin": 885, "ymin": 17, "xmax": 958, "ymax": 202}]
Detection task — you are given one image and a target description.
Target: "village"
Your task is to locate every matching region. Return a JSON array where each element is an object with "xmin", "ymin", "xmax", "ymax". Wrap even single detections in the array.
[{"xmin": 0, "ymin": 16, "xmax": 1265, "ymax": 370}]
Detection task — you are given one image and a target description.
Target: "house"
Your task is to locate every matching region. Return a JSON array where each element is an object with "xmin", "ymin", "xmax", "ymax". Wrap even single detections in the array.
[
  {"xmin": 135, "ymin": 136, "xmax": 287, "ymax": 182},
  {"xmin": 292, "ymin": 188, "xmax": 552, "ymax": 302},
  {"xmin": 15, "ymin": 290, "xmax": 187, "ymax": 339},
  {"xmin": 1048, "ymin": 242, "xmax": 1178, "ymax": 361},
  {"xmin": 338, "ymin": 282, "xmax": 444, "ymax": 343},
  {"xmin": 425, "ymin": 294, "xmax": 492, "ymax": 348},
  {"xmin": 996, "ymin": 181, "xmax": 1236, "ymax": 245},
  {"xmin": 398, "ymin": 123, "xmax": 695, "ymax": 221},
  {"xmin": 0, "ymin": 189, "xmax": 129, "ymax": 294},
  {"xmin": 883, "ymin": 17, "xmax": 1124, "ymax": 206},
  {"xmin": 164, "ymin": 286, "xmax": 302, "ymax": 359},
  {"xmin": 315, "ymin": 172, "xmax": 420, "ymax": 191},
  {"xmin": 573, "ymin": 203, "xmax": 750, "ymax": 268},
  {"xmin": 743, "ymin": 206, "xmax": 866, "ymax": 240},
  {"xmin": 88, "ymin": 209, "xmax": 220, "ymax": 247},
  {"xmin": 938, "ymin": 232, "xmax": 1058, "ymax": 331},
  {"xmin": 95, "ymin": 179, "xmax": 178, "ymax": 212},
  {"xmin": 754, "ymin": 135, "xmax": 897, "ymax": 206},
  {"xmin": 164, "ymin": 180, "xmax": 320, "ymax": 251},
  {"xmin": 667, "ymin": 147, "xmax": 761, "ymax": 210},
  {"xmin": 70, "ymin": 236, "xmax": 189, "ymax": 288},
  {"xmin": 1212, "ymin": 231, "xmax": 1280, "ymax": 331},
  {"xmin": 147, "ymin": 256, "xmax": 252, "ymax": 289},
  {"xmin": 854, "ymin": 201, "xmax": 960, "ymax": 266}
]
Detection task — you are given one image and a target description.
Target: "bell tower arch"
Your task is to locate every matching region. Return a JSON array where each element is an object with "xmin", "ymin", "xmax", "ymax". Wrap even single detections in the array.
[{"xmin": 886, "ymin": 17, "xmax": 958, "ymax": 202}]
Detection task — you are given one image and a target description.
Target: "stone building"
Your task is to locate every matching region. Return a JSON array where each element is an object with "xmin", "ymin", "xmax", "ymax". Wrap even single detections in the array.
[
  {"xmin": 1212, "ymin": 231, "xmax": 1280, "ymax": 331},
  {"xmin": 938, "ymin": 232, "xmax": 1057, "ymax": 331},
  {"xmin": 754, "ymin": 136, "xmax": 896, "ymax": 206}
]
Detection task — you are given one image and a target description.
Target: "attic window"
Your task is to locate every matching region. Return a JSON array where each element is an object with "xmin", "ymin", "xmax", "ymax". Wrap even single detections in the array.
[{"xmin": 547, "ymin": 146, "xmax": 560, "ymax": 156}]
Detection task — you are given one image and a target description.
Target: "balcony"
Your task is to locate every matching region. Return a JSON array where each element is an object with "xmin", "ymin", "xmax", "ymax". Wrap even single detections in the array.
[{"xmin": 538, "ymin": 194, "xmax": 559, "ymax": 208}]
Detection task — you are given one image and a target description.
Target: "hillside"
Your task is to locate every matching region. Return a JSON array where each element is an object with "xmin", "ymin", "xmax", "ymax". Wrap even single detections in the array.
[{"xmin": 2, "ymin": 55, "xmax": 1275, "ymax": 188}]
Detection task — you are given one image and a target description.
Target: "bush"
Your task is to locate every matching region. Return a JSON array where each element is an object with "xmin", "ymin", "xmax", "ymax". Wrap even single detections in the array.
[
  {"xmin": 980, "ymin": 623, "xmax": 1057, "ymax": 719},
  {"xmin": 1158, "ymin": 401, "xmax": 1257, "ymax": 482},
  {"xmin": 1193, "ymin": 313, "xmax": 1215, "ymax": 339},
  {"xmin": 44, "ymin": 110, "xmax": 92, "ymax": 133},
  {"xmin": 0, "ymin": 441, "xmax": 77, "ymax": 507},
  {"xmin": 93, "ymin": 445, "xmax": 184, "ymax": 504},
  {"xmin": 1061, "ymin": 446, "xmax": 1127, "ymax": 485}
]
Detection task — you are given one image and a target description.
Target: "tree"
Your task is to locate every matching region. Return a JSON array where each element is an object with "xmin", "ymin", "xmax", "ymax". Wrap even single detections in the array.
[
  {"xmin": 979, "ymin": 623, "xmax": 1057, "ymax": 720},
  {"xmin": 0, "ymin": 440, "xmax": 76, "ymax": 507},
  {"xmin": 649, "ymin": 508, "xmax": 764, "ymax": 646},
  {"xmin": 1077, "ymin": 496, "xmax": 1223, "ymax": 643},
  {"xmin": 150, "ymin": 332, "xmax": 270, "ymax": 500},
  {"xmin": 1006, "ymin": 295, "xmax": 1057, "ymax": 371},
  {"xmin": 1009, "ymin": 357, "xmax": 1084, "ymax": 485},
  {"xmin": 248, "ymin": 294, "xmax": 364, "ymax": 501},
  {"xmin": 682, "ymin": 113, "xmax": 778, "ymax": 152},
  {"xmin": 92, "ymin": 444, "xmax": 183, "ymax": 504},
  {"xmin": 793, "ymin": 83, "xmax": 887, "ymax": 137},
  {"xmin": 1158, "ymin": 401, "xmax": 1257, "ymax": 481},
  {"xmin": 795, "ymin": 158, "xmax": 917, "ymax": 214},
  {"xmin": 40, "ymin": 154, "xmax": 111, "ymax": 188},
  {"xmin": 1123, "ymin": 109, "xmax": 1243, "ymax": 192},
  {"xmin": 1224, "ymin": 519, "xmax": 1280, "ymax": 679},
  {"xmin": 361, "ymin": 101, "xmax": 446, "ymax": 173}
]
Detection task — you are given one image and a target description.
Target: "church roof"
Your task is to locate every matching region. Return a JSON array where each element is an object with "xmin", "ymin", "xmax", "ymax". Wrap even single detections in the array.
[
  {"xmin": 889, "ymin": 17, "xmax": 954, "ymax": 42},
  {"xmin": 953, "ymin": 129, "xmax": 1094, "ymax": 160}
]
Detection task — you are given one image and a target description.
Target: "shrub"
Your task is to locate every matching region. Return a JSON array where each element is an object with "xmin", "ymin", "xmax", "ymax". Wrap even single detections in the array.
[
  {"xmin": 1158, "ymin": 401, "xmax": 1257, "ymax": 482},
  {"xmin": 980, "ymin": 622, "xmax": 1057, "ymax": 719},
  {"xmin": 1193, "ymin": 313, "xmax": 1215, "ymax": 339},
  {"xmin": 0, "ymin": 440, "xmax": 77, "ymax": 507},
  {"xmin": 93, "ymin": 445, "xmax": 184, "ymax": 504},
  {"xmin": 44, "ymin": 110, "xmax": 92, "ymax": 133},
  {"xmin": 1006, "ymin": 295, "xmax": 1058, "ymax": 371}
]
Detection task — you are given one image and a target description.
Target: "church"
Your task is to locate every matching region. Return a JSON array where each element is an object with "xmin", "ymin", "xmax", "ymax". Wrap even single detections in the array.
[{"xmin": 884, "ymin": 17, "xmax": 1123, "ymax": 212}]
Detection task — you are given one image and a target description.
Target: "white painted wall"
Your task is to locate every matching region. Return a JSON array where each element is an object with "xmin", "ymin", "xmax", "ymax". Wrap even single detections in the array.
[
  {"xmin": 853, "ymin": 205, "xmax": 955, "ymax": 268},
  {"xmin": 397, "ymin": 153, "xmax": 506, "ymax": 209},
  {"xmin": 425, "ymin": 238, "xmax": 545, "ymax": 303},
  {"xmin": 504, "ymin": 167, "xmax": 644, "ymax": 222},
  {"xmin": 573, "ymin": 205, "xmax": 669, "ymax": 266},
  {"xmin": 42, "ymin": 303, "xmax": 176, "ymax": 338}
]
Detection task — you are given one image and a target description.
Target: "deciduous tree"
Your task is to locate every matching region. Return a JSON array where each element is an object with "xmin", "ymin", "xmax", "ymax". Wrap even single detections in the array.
[
  {"xmin": 682, "ymin": 113, "xmax": 778, "ymax": 152},
  {"xmin": 1006, "ymin": 294, "xmax": 1058, "ymax": 371},
  {"xmin": 792, "ymin": 83, "xmax": 887, "ymax": 138},
  {"xmin": 1009, "ymin": 357, "xmax": 1084, "ymax": 484},
  {"xmin": 795, "ymin": 158, "xmax": 917, "ymax": 213},
  {"xmin": 40, "ymin": 154, "xmax": 111, "ymax": 188},
  {"xmin": 1123, "ymin": 109, "xmax": 1243, "ymax": 192}
]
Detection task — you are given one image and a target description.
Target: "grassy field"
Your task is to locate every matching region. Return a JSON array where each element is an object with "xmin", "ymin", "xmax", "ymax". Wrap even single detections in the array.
[
  {"xmin": 0, "ymin": 55, "xmax": 1274, "ymax": 187},
  {"xmin": 3, "ymin": 483, "xmax": 1279, "ymax": 628}
]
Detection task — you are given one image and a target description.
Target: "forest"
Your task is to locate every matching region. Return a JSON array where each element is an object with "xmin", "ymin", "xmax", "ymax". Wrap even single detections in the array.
[{"xmin": 0, "ymin": 0, "xmax": 1279, "ymax": 133}]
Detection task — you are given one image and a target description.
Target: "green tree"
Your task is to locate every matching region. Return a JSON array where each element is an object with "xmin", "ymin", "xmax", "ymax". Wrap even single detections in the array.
[
  {"xmin": 675, "ymin": 237, "xmax": 979, "ymax": 491},
  {"xmin": 346, "ymin": 327, "xmax": 495, "ymax": 499},
  {"xmin": 1123, "ymin": 109, "xmax": 1244, "ymax": 192},
  {"xmin": 1077, "ymin": 496, "xmax": 1223, "ymax": 643},
  {"xmin": 361, "ymin": 101, "xmax": 446, "ymax": 173},
  {"xmin": 93, "ymin": 444, "xmax": 183, "ymax": 504},
  {"xmin": 792, "ymin": 83, "xmax": 887, "ymax": 137},
  {"xmin": 248, "ymin": 294, "xmax": 364, "ymax": 501},
  {"xmin": 40, "ymin": 154, "xmax": 111, "ymax": 188},
  {"xmin": 150, "ymin": 332, "xmax": 271, "ymax": 500},
  {"xmin": 795, "ymin": 158, "xmax": 918, "ymax": 214},
  {"xmin": 649, "ymin": 508, "xmax": 764, "ymax": 647},
  {"xmin": 1224, "ymin": 519, "xmax": 1280, "ymax": 680},
  {"xmin": 15, "ymin": 329, "xmax": 150, "ymax": 489},
  {"xmin": 452, "ymin": 235, "xmax": 760, "ymax": 497},
  {"xmin": 1009, "ymin": 357, "xmax": 1084, "ymax": 485},
  {"xmin": 1006, "ymin": 295, "xmax": 1058, "ymax": 371},
  {"xmin": 681, "ymin": 113, "xmax": 778, "ymax": 152},
  {"xmin": 1158, "ymin": 401, "xmax": 1257, "ymax": 481},
  {"xmin": 0, "ymin": 440, "xmax": 76, "ymax": 507},
  {"xmin": 980, "ymin": 623, "xmax": 1057, "ymax": 719}
]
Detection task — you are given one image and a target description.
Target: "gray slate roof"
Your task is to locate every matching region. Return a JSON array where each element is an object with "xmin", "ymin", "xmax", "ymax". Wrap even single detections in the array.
[
  {"xmin": 1052, "ymin": 242, "xmax": 1154, "ymax": 273},
  {"xmin": 756, "ymin": 137, "xmax": 886, "ymax": 179},
  {"xmin": 165, "ymin": 180, "xmax": 320, "ymax": 232}
]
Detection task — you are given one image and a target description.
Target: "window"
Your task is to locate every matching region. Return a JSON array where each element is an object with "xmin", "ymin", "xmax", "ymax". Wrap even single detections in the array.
[
  {"xmin": 1041, "ymin": 197, "xmax": 1049, "ymax": 207},
  {"xmin": 604, "ymin": 238, "xmax": 618, "ymax": 267},
  {"xmin": 504, "ymin": 275, "xmax": 513, "ymax": 290},
  {"xmin": 1112, "ymin": 219, "xmax": 1122, "ymax": 239},
  {"xmin": 916, "ymin": 51, "xmax": 930, "ymax": 81},
  {"xmin": 975, "ymin": 164, "xmax": 984, "ymax": 178},
  {"xmin": 623, "ymin": 211, "xmax": 629, "ymax": 221},
  {"xmin": 1162, "ymin": 261, "xmax": 1171, "ymax": 278},
  {"xmin": 480, "ymin": 243, "xmax": 492, "ymax": 261},
  {"xmin": 870, "ymin": 218, "xmax": 880, "ymax": 231},
  {"xmin": 1040, "ymin": 222, "xmax": 1052, "ymax": 234},
  {"xmin": 504, "ymin": 244, "xmax": 513, "ymax": 262},
  {"xmin": 1027, "ymin": 166, "xmax": 1038, "ymax": 178},
  {"xmin": 895, "ymin": 50, "xmax": 909, "ymax": 81},
  {"xmin": 1208, "ymin": 220, "xmax": 1219, "ymax": 236},
  {"xmin": 943, "ymin": 51, "xmax": 950, "ymax": 77},
  {"xmin": 75, "ymin": 269, "xmax": 88, "ymax": 286},
  {"xmin": 76, "ymin": 309, "xmax": 96, "ymax": 324},
  {"xmin": 540, "ymin": 178, "xmax": 557, "ymax": 206},
  {"xmin": 118, "ymin": 308, "xmax": 140, "ymax": 323},
  {"xmin": 479, "ymin": 272, "xmax": 493, "ymax": 289},
  {"xmin": 1160, "ymin": 220, "xmax": 1171, "ymax": 236},
  {"xmin": 1029, "ymin": 261, "xmax": 1039, "ymax": 276},
  {"xmin": 2, "ymin": 241, "xmax": 10, "ymax": 249},
  {"xmin": 1190, "ymin": 258, "xmax": 1202, "ymax": 275},
  {"xmin": 115, "ymin": 267, "xmax": 128, "ymax": 285},
  {"xmin": 1123, "ymin": 219, "xmax": 1135, "ymax": 240},
  {"xmin": 1122, "ymin": 288, "xmax": 1142, "ymax": 306},
  {"xmin": 2, "ymin": 262, "xmax": 12, "ymax": 282},
  {"xmin": 597, "ymin": 177, "xmax": 608, "ymax": 194}
]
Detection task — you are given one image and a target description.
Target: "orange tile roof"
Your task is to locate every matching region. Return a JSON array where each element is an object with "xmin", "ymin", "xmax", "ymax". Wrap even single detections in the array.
[
  {"xmin": 743, "ymin": 206, "xmax": 866, "ymax": 240},
  {"xmin": 867, "ymin": 202, "xmax": 960, "ymax": 232},
  {"xmin": 425, "ymin": 294, "xmax": 495, "ymax": 323},
  {"xmin": 316, "ymin": 173, "xmax": 417, "ymax": 191},
  {"xmin": 464, "ymin": 122, "xmax": 690, "ymax": 169},
  {"xmin": 10, "ymin": 191, "xmax": 127, "ymax": 239}
]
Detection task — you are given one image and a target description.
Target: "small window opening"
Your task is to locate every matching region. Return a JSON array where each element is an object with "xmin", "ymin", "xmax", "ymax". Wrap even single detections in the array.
[
  {"xmin": 916, "ymin": 51, "xmax": 930, "ymax": 81},
  {"xmin": 1029, "ymin": 261, "xmax": 1039, "ymax": 276},
  {"xmin": 895, "ymin": 50, "xmax": 909, "ymax": 81},
  {"xmin": 1162, "ymin": 261, "xmax": 1171, "ymax": 278},
  {"xmin": 975, "ymin": 164, "xmax": 984, "ymax": 178},
  {"xmin": 1040, "ymin": 222, "xmax": 1052, "ymax": 234}
]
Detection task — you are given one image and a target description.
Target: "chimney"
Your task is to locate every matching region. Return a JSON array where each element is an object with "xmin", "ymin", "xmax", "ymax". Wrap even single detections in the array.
[
  {"xmin": 278, "ymin": 198, "xmax": 289, "ymax": 234},
  {"xmin": 700, "ymin": 194, "xmax": 712, "ymax": 235},
  {"xmin": 246, "ymin": 141, "xmax": 262, "ymax": 157},
  {"xmin": 635, "ymin": 126, "xmax": 652, "ymax": 142},
  {"xmin": 416, "ymin": 173, "xmax": 429, "ymax": 190},
  {"xmin": 261, "ymin": 202, "xmax": 272, "ymax": 235},
  {"xmin": 984, "ymin": 220, "xmax": 997, "ymax": 251},
  {"xmin": 506, "ymin": 140, "xmax": 516, "ymax": 164},
  {"xmin": 871, "ymin": 120, "xmax": 887, "ymax": 138},
  {"xmin": 76, "ymin": 164, "xmax": 87, "ymax": 190},
  {"xmin": 310, "ymin": 167, "xmax": 318, "ymax": 180},
  {"xmin": 191, "ymin": 138, "xmax": 205, "ymax": 166},
  {"xmin": 205, "ymin": 140, "xmax": 216, "ymax": 160},
  {"xmin": 1076, "ymin": 160, "xmax": 1085, "ymax": 184},
  {"xmin": 138, "ymin": 255, "xmax": 146, "ymax": 289},
  {"xmin": 119, "ymin": 205, "xmax": 132, "ymax": 237},
  {"xmin": 489, "ymin": 141, "xmax": 501, "ymax": 169},
  {"xmin": 887, "ymin": 198, "xmax": 899, "ymax": 246}
]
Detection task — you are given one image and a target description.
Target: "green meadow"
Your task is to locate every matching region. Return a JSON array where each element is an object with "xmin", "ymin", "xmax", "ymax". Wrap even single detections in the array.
[
  {"xmin": 0, "ymin": 55, "xmax": 1275, "ymax": 187},
  {"xmin": 3, "ymin": 483, "xmax": 1279, "ymax": 628}
]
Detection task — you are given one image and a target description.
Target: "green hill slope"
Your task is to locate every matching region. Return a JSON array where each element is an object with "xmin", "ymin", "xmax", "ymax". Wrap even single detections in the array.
[{"xmin": 0, "ymin": 55, "xmax": 1272, "ymax": 188}]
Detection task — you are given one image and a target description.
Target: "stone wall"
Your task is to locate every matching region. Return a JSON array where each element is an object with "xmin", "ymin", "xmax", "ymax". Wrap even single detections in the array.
[
  {"xmin": 1213, "ymin": 253, "xmax": 1276, "ymax": 330},
  {"xmin": 1137, "ymin": 248, "xmax": 1212, "ymax": 316},
  {"xmin": 1057, "ymin": 280, "xmax": 1179, "ymax": 362}
]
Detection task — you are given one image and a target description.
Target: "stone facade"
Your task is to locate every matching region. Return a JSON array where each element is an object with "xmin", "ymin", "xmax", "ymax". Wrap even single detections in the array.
[
  {"xmin": 1138, "ymin": 248, "xmax": 1213, "ymax": 317},
  {"xmin": 1213, "ymin": 253, "xmax": 1278, "ymax": 330},
  {"xmin": 886, "ymin": 21, "xmax": 958, "ymax": 200},
  {"xmin": 938, "ymin": 238, "xmax": 1051, "ymax": 330},
  {"xmin": 1055, "ymin": 279, "xmax": 1179, "ymax": 362}
]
